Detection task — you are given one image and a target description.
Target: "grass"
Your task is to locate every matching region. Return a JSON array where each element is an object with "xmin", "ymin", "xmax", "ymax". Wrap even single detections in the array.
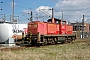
[{"xmin": 0, "ymin": 39, "xmax": 90, "ymax": 60}]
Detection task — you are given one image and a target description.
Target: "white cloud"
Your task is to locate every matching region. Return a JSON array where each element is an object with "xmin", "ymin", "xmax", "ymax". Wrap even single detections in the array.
[
  {"xmin": 35, "ymin": 6, "xmax": 52, "ymax": 13},
  {"xmin": 55, "ymin": 0, "xmax": 90, "ymax": 11},
  {"xmin": 35, "ymin": 6, "xmax": 53, "ymax": 18},
  {"xmin": 54, "ymin": 0, "xmax": 90, "ymax": 22},
  {"xmin": 35, "ymin": 0, "xmax": 90, "ymax": 23}
]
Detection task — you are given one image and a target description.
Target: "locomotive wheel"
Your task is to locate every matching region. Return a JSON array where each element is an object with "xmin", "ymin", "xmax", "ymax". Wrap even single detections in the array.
[
  {"xmin": 51, "ymin": 39, "xmax": 55, "ymax": 45},
  {"xmin": 42, "ymin": 38, "xmax": 47, "ymax": 46}
]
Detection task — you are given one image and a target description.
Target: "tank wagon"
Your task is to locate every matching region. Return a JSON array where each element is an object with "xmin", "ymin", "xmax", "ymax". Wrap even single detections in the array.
[
  {"xmin": 21, "ymin": 18, "xmax": 76, "ymax": 46},
  {"xmin": 0, "ymin": 22, "xmax": 28, "ymax": 43}
]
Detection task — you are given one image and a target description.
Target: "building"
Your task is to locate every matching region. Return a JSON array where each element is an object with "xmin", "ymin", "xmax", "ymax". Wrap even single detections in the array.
[
  {"xmin": 71, "ymin": 22, "xmax": 89, "ymax": 32},
  {"xmin": 71, "ymin": 22, "xmax": 90, "ymax": 39}
]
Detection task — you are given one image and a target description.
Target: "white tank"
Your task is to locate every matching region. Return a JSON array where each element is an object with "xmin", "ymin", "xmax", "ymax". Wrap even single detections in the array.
[
  {"xmin": 0, "ymin": 23, "xmax": 27, "ymax": 43},
  {"xmin": 0, "ymin": 23, "xmax": 13, "ymax": 42}
]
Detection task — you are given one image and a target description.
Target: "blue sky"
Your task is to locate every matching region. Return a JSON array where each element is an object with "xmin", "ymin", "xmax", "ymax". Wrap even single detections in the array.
[{"xmin": 0, "ymin": 0, "xmax": 90, "ymax": 23}]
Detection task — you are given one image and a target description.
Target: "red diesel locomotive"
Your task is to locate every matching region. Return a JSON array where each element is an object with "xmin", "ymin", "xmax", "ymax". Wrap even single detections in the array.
[{"xmin": 21, "ymin": 18, "xmax": 76, "ymax": 45}]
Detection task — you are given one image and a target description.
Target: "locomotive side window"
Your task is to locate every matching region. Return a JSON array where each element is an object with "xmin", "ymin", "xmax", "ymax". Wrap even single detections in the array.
[
  {"xmin": 56, "ymin": 21, "xmax": 60, "ymax": 24},
  {"xmin": 62, "ymin": 22, "xmax": 65, "ymax": 25}
]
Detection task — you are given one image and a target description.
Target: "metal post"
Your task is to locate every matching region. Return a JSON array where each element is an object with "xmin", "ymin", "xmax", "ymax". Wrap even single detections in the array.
[
  {"xmin": 52, "ymin": 8, "xmax": 54, "ymax": 19},
  {"xmin": 30, "ymin": 11, "xmax": 33, "ymax": 22},
  {"xmin": 3, "ymin": 14, "xmax": 5, "ymax": 22},
  {"xmin": 10, "ymin": 15, "xmax": 11, "ymax": 22},
  {"xmin": 51, "ymin": 8, "xmax": 55, "ymax": 23},
  {"xmin": 61, "ymin": 11, "xmax": 63, "ymax": 20},
  {"xmin": 82, "ymin": 15, "xmax": 84, "ymax": 39},
  {"xmin": 12, "ymin": 0, "xmax": 14, "ymax": 22}
]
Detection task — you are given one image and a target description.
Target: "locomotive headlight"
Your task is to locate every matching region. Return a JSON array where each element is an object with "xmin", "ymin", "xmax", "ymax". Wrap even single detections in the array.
[{"xmin": 27, "ymin": 38, "xmax": 29, "ymax": 40}]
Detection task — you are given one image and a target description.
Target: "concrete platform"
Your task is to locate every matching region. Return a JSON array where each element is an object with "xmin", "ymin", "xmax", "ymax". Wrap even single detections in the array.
[{"xmin": 0, "ymin": 44, "xmax": 16, "ymax": 47}]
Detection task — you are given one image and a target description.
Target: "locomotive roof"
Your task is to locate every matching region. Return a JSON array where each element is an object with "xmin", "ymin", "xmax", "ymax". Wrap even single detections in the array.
[{"xmin": 47, "ymin": 18, "xmax": 66, "ymax": 22}]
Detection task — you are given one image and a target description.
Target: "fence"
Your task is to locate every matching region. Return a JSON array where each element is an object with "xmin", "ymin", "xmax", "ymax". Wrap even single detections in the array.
[{"xmin": 74, "ymin": 31, "xmax": 90, "ymax": 39}]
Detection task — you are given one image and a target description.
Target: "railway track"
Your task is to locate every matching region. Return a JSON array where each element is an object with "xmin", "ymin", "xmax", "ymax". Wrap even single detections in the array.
[
  {"xmin": 0, "ymin": 39, "xmax": 90, "ymax": 51},
  {"xmin": 0, "ymin": 46, "xmax": 25, "ymax": 52}
]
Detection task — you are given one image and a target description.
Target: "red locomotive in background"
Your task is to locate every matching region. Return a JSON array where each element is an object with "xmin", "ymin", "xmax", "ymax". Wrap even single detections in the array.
[{"xmin": 21, "ymin": 18, "xmax": 76, "ymax": 45}]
